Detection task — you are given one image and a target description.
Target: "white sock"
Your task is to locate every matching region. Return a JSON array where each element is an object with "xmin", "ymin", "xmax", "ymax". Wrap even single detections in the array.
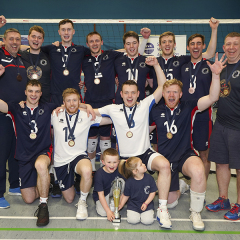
[
  {"xmin": 159, "ymin": 199, "xmax": 167, "ymax": 207},
  {"xmin": 190, "ymin": 189, "xmax": 205, "ymax": 212},
  {"xmin": 40, "ymin": 197, "xmax": 48, "ymax": 204},
  {"xmin": 90, "ymin": 157, "xmax": 96, "ymax": 171},
  {"xmin": 80, "ymin": 191, "xmax": 89, "ymax": 202}
]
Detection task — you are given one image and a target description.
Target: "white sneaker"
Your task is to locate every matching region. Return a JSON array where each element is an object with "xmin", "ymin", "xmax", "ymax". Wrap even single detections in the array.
[
  {"xmin": 179, "ymin": 179, "xmax": 190, "ymax": 194},
  {"xmin": 76, "ymin": 199, "xmax": 88, "ymax": 220},
  {"xmin": 156, "ymin": 205, "xmax": 172, "ymax": 229},
  {"xmin": 189, "ymin": 211, "xmax": 205, "ymax": 231},
  {"xmin": 110, "ymin": 199, "xmax": 115, "ymax": 212}
]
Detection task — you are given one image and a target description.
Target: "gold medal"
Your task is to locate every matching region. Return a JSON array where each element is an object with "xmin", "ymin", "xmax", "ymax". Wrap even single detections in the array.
[
  {"xmin": 189, "ymin": 87, "xmax": 195, "ymax": 94},
  {"xmin": 16, "ymin": 74, "xmax": 22, "ymax": 82},
  {"xmin": 94, "ymin": 78, "xmax": 100, "ymax": 84},
  {"xmin": 166, "ymin": 132, "xmax": 173, "ymax": 139},
  {"xmin": 32, "ymin": 73, "xmax": 38, "ymax": 79},
  {"xmin": 126, "ymin": 131, "xmax": 133, "ymax": 138},
  {"xmin": 223, "ymin": 89, "xmax": 229, "ymax": 96},
  {"xmin": 26, "ymin": 66, "xmax": 42, "ymax": 80},
  {"xmin": 29, "ymin": 133, "xmax": 37, "ymax": 139},
  {"xmin": 68, "ymin": 140, "xmax": 75, "ymax": 147},
  {"xmin": 63, "ymin": 69, "xmax": 69, "ymax": 76}
]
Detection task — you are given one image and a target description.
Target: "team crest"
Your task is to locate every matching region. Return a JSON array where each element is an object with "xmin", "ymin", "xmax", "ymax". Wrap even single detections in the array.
[
  {"xmin": 139, "ymin": 62, "xmax": 146, "ymax": 68},
  {"xmin": 122, "ymin": 62, "xmax": 126, "ymax": 67},
  {"xmin": 71, "ymin": 48, "xmax": 77, "ymax": 52},
  {"xmin": 144, "ymin": 186, "xmax": 150, "ymax": 194},
  {"xmin": 38, "ymin": 109, "xmax": 44, "ymax": 115},
  {"xmin": 173, "ymin": 61, "xmax": 179, "ymax": 67},
  {"xmin": 232, "ymin": 70, "xmax": 240, "ymax": 78},
  {"xmin": 103, "ymin": 55, "xmax": 109, "ymax": 60},
  {"xmin": 40, "ymin": 59, "xmax": 47, "ymax": 66},
  {"xmin": 185, "ymin": 68, "xmax": 189, "ymax": 72},
  {"xmin": 202, "ymin": 68, "xmax": 209, "ymax": 74}
]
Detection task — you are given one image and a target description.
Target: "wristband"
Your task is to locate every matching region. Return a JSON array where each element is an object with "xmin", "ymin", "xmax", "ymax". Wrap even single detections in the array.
[{"xmin": 143, "ymin": 202, "xmax": 148, "ymax": 206}]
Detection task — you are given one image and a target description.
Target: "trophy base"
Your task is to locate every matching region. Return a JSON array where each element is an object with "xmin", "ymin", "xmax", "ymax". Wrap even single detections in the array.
[{"xmin": 113, "ymin": 217, "xmax": 121, "ymax": 223}]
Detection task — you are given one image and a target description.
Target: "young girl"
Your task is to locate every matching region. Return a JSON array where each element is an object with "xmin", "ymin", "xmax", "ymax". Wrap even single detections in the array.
[{"xmin": 118, "ymin": 157, "xmax": 157, "ymax": 225}]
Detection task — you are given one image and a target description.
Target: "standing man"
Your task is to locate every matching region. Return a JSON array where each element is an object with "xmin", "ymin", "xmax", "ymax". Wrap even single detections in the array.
[
  {"xmin": 95, "ymin": 57, "xmax": 173, "ymax": 229},
  {"xmin": 0, "ymin": 80, "xmax": 56, "ymax": 226},
  {"xmin": 150, "ymin": 54, "xmax": 224, "ymax": 230},
  {"xmin": 180, "ymin": 34, "xmax": 213, "ymax": 179},
  {"xmin": 41, "ymin": 19, "xmax": 90, "ymax": 106},
  {"xmin": 206, "ymin": 32, "xmax": 240, "ymax": 221},
  {"xmin": 20, "ymin": 25, "xmax": 51, "ymax": 103},
  {"xmin": 51, "ymin": 88, "xmax": 111, "ymax": 220},
  {"xmin": 0, "ymin": 27, "xmax": 28, "ymax": 208}
]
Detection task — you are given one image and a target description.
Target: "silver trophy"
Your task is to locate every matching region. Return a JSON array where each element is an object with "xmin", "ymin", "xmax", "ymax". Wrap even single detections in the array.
[{"xmin": 112, "ymin": 177, "xmax": 124, "ymax": 223}]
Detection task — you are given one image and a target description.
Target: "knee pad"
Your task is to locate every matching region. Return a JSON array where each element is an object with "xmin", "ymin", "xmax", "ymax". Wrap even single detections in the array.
[
  {"xmin": 99, "ymin": 139, "xmax": 111, "ymax": 154},
  {"xmin": 87, "ymin": 138, "xmax": 98, "ymax": 153},
  {"xmin": 190, "ymin": 189, "xmax": 205, "ymax": 212}
]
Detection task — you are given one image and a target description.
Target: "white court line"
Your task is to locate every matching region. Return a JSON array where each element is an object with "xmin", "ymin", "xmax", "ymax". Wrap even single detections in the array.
[{"xmin": 0, "ymin": 216, "xmax": 239, "ymax": 222}]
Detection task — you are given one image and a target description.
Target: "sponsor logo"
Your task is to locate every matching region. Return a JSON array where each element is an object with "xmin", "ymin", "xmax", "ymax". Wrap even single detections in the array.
[{"xmin": 144, "ymin": 43, "xmax": 154, "ymax": 55}]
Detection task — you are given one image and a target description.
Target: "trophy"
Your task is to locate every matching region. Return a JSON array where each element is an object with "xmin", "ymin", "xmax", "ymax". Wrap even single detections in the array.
[{"xmin": 112, "ymin": 177, "xmax": 121, "ymax": 223}]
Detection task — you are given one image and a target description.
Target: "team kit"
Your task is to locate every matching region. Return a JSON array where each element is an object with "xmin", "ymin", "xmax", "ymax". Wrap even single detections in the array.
[{"xmin": 0, "ymin": 15, "xmax": 240, "ymax": 231}]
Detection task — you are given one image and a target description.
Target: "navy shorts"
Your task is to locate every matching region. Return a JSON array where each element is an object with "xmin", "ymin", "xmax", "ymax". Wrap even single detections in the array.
[
  {"xmin": 54, "ymin": 154, "xmax": 90, "ymax": 191},
  {"xmin": 192, "ymin": 120, "xmax": 212, "ymax": 151},
  {"xmin": 18, "ymin": 151, "xmax": 51, "ymax": 189},
  {"xmin": 87, "ymin": 101, "xmax": 112, "ymax": 137},
  {"xmin": 169, "ymin": 149, "xmax": 197, "ymax": 192},
  {"xmin": 209, "ymin": 120, "xmax": 240, "ymax": 169},
  {"xmin": 149, "ymin": 128, "xmax": 157, "ymax": 145}
]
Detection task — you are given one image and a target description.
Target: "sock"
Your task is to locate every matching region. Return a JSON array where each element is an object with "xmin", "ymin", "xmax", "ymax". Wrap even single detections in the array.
[
  {"xmin": 159, "ymin": 199, "xmax": 167, "ymax": 207},
  {"xmin": 80, "ymin": 191, "xmax": 89, "ymax": 202},
  {"xmin": 190, "ymin": 189, "xmax": 205, "ymax": 212},
  {"xmin": 90, "ymin": 157, "xmax": 96, "ymax": 171},
  {"xmin": 40, "ymin": 197, "xmax": 48, "ymax": 204}
]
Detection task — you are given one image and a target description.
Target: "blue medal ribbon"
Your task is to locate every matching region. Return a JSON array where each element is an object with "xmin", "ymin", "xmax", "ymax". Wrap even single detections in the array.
[{"xmin": 65, "ymin": 110, "xmax": 79, "ymax": 141}]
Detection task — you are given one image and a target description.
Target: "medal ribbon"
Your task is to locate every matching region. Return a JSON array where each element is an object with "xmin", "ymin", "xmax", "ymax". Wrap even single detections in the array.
[
  {"xmin": 92, "ymin": 54, "xmax": 103, "ymax": 77},
  {"xmin": 9, "ymin": 54, "xmax": 21, "ymax": 77},
  {"xmin": 65, "ymin": 110, "xmax": 79, "ymax": 141},
  {"xmin": 165, "ymin": 105, "xmax": 179, "ymax": 134},
  {"xmin": 160, "ymin": 57, "xmax": 174, "ymax": 78},
  {"xmin": 225, "ymin": 59, "xmax": 240, "ymax": 84},
  {"xmin": 29, "ymin": 50, "xmax": 41, "ymax": 71},
  {"xmin": 25, "ymin": 105, "xmax": 40, "ymax": 133},
  {"xmin": 123, "ymin": 104, "xmax": 137, "ymax": 129},
  {"xmin": 61, "ymin": 45, "xmax": 72, "ymax": 70},
  {"xmin": 126, "ymin": 56, "xmax": 140, "ymax": 80},
  {"xmin": 189, "ymin": 60, "xmax": 203, "ymax": 89}
]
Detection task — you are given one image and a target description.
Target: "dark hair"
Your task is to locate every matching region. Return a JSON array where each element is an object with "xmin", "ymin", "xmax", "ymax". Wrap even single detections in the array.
[
  {"xmin": 118, "ymin": 157, "xmax": 140, "ymax": 179},
  {"xmin": 121, "ymin": 80, "xmax": 139, "ymax": 91},
  {"xmin": 26, "ymin": 79, "xmax": 42, "ymax": 90},
  {"xmin": 86, "ymin": 31, "xmax": 102, "ymax": 43},
  {"xmin": 58, "ymin": 19, "xmax": 74, "ymax": 29},
  {"xmin": 187, "ymin": 33, "xmax": 205, "ymax": 46},
  {"xmin": 28, "ymin": 25, "xmax": 45, "ymax": 39},
  {"xmin": 102, "ymin": 148, "xmax": 119, "ymax": 160},
  {"xmin": 123, "ymin": 31, "xmax": 139, "ymax": 44}
]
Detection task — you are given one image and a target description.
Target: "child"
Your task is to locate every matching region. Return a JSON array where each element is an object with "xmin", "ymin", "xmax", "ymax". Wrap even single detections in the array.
[
  {"xmin": 118, "ymin": 157, "xmax": 157, "ymax": 225},
  {"xmin": 92, "ymin": 148, "xmax": 125, "ymax": 222}
]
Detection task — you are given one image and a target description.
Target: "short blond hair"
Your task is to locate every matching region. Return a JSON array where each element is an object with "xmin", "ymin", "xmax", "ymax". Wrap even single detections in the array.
[
  {"xmin": 159, "ymin": 31, "xmax": 176, "ymax": 44},
  {"xmin": 4, "ymin": 28, "xmax": 20, "ymax": 39},
  {"xmin": 163, "ymin": 79, "xmax": 183, "ymax": 91},
  {"xmin": 62, "ymin": 88, "xmax": 80, "ymax": 101},
  {"xmin": 102, "ymin": 148, "xmax": 119, "ymax": 160}
]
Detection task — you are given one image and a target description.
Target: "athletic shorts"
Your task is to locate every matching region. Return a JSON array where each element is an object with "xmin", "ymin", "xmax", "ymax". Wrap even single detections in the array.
[
  {"xmin": 18, "ymin": 150, "xmax": 51, "ymax": 189},
  {"xmin": 54, "ymin": 154, "xmax": 90, "ymax": 191},
  {"xmin": 149, "ymin": 128, "xmax": 157, "ymax": 145},
  {"xmin": 208, "ymin": 120, "xmax": 240, "ymax": 169},
  {"xmin": 192, "ymin": 120, "xmax": 212, "ymax": 151},
  {"xmin": 120, "ymin": 148, "xmax": 162, "ymax": 175},
  {"xmin": 169, "ymin": 149, "xmax": 197, "ymax": 192},
  {"xmin": 87, "ymin": 101, "xmax": 112, "ymax": 137}
]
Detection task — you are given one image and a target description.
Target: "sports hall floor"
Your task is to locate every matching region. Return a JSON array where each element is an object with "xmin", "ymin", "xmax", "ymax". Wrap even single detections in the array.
[{"xmin": 0, "ymin": 168, "xmax": 239, "ymax": 240}]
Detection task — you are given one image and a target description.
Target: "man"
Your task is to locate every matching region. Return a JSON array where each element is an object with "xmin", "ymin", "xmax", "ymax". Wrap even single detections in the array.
[
  {"xmin": 95, "ymin": 57, "xmax": 173, "ymax": 229},
  {"xmin": 180, "ymin": 34, "xmax": 213, "ymax": 179},
  {"xmin": 51, "ymin": 88, "xmax": 111, "ymax": 220},
  {"xmin": 206, "ymin": 32, "xmax": 240, "ymax": 221},
  {"xmin": 150, "ymin": 53, "xmax": 225, "ymax": 231},
  {"xmin": 0, "ymin": 80, "xmax": 55, "ymax": 226},
  {"xmin": 151, "ymin": 17, "xmax": 219, "ymax": 91},
  {"xmin": 0, "ymin": 27, "xmax": 28, "ymax": 208},
  {"xmin": 114, "ymin": 30, "xmax": 153, "ymax": 104},
  {"xmin": 40, "ymin": 19, "xmax": 90, "ymax": 106},
  {"xmin": 20, "ymin": 25, "xmax": 51, "ymax": 103},
  {"xmin": 82, "ymin": 29, "xmax": 151, "ymax": 172}
]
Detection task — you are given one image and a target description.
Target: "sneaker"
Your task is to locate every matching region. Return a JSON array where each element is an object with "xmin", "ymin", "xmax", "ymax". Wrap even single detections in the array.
[
  {"xmin": 0, "ymin": 197, "xmax": 10, "ymax": 209},
  {"xmin": 51, "ymin": 182, "xmax": 62, "ymax": 198},
  {"xmin": 156, "ymin": 205, "xmax": 172, "ymax": 229},
  {"xmin": 76, "ymin": 199, "xmax": 88, "ymax": 220},
  {"xmin": 8, "ymin": 187, "xmax": 21, "ymax": 196},
  {"xmin": 34, "ymin": 203, "xmax": 49, "ymax": 227},
  {"xmin": 205, "ymin": 197, "xmax": 230, "ymax": 212},
  {"xmin": 179, "ymin": 179, "xmax": 190, "ymax": 194},
  {"xmin": 224, "ymin": 203, "xmax": 240, "ymax": 221},
  {"xmin": 189, "ymin": 210, "xmax": 205, "ymax": 231}
]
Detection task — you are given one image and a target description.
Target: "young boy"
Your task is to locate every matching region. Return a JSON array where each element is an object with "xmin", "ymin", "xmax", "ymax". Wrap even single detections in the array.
[{"xmin": 92, "ymin": 148, "xmax": 125, "ymax": 221}]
